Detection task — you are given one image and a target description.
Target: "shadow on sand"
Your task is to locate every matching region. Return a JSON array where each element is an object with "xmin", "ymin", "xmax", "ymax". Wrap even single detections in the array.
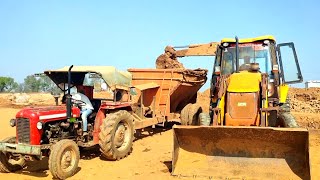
[{"xmin": 14, "ymin": 157, "xmax": 81, "ymax": 178}]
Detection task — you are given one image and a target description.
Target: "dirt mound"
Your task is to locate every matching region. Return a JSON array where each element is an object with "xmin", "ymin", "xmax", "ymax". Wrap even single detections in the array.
[
  {"xmin": 293, "ymin": 112, "xmax": 320, "ymax": 129},
  {"xmin": 0, "ymin": 93, "xmax": 56, "ymax": 106},
  {"xmin": 0, "ymin": 91, "xmax": 114, "ymax": 107},
  {"xmin": 156, "ymin": 46, "xmax": 184, "ymax": 69},
  {"xmin": 289, "ymin": 87, "xmax": 320, "ymax": 113}
]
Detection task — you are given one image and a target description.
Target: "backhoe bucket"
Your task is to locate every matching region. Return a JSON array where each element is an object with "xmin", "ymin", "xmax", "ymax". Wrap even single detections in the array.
[{"xmin": 173, "ymin": 126, "xmax": 320, "ymax": 179}]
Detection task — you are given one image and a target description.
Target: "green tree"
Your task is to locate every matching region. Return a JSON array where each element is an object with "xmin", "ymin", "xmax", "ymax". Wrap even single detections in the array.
[
  {"xmin": 39, "ymin": 76, "xmax": 53, "ymax": 92},
  {"xmin": 39, "ymin": 76, "xmax": 61, "ymax": 93},
  {"xmin": 23, "ymin": 75, "xmax": 61, "ymax": 93},
  {"xmin": 23, "ymin": 75, "xmax": 41, "ymax": 92},
  {"xmin": 15, "ymin": 83, "xmax": 25, "ymax": 93},
  {"xmin": 0, "ymin": 76, "xmax": 18, "ymax": 92}
]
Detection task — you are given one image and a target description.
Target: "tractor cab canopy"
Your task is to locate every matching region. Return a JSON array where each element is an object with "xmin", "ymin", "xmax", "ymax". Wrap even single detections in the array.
[
  {"xmin": 44, "ymin": 66, "xmax": 132, "ymax": 91},
  {"xmin": 216, "ymin": 35, "xmax": 302, "ymax": 84},
  {"xmin": 217, "ymin": 35, "xmax": 276, "ymax": 75}
]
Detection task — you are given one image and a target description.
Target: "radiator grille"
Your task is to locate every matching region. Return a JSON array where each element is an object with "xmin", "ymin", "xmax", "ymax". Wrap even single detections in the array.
[{"xmin": 16, "ymin": 118, "xmax": 30, "ymax": 144}]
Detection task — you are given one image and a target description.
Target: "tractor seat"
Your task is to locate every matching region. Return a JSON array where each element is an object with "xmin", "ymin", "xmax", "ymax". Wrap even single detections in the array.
[{"xmin": 88, "ymin": 112, "xmax": 97, "ymax": 121}]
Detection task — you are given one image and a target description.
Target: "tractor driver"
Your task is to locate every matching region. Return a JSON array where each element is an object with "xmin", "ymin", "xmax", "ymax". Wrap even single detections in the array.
[
  {"xmin": 71, "ymin": 90, "xmax": 94, "ymax": 136},
  {"xmin": 239, "ymin": 56, "xmax": 251, "ymax": 71}
]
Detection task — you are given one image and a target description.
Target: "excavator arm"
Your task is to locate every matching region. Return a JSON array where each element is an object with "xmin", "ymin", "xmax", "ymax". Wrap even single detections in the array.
[
  {"xmin": 156, "ymin": 42, "xmax": 219, "ymax": 69},
  {"xmin": 173, "ymin": 42, "xmax": 219, "ymax": 57}
]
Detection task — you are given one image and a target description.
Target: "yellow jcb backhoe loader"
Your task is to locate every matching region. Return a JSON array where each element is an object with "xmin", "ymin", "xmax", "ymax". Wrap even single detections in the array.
[{"xmin": 164, "ymin": 35, "xmax": 320, "ymax": 179}]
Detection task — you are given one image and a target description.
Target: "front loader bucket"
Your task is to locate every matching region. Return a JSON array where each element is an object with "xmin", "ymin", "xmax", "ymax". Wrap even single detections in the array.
[{"xmin": 173, "ymin": 126, "xmax": 320, "ymax": 179}]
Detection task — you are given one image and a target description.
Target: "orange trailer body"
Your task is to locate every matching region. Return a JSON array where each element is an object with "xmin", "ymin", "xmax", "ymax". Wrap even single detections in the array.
[{"xmin": 128, "ymin": 68, "xmax": 207, "ymax": 122}]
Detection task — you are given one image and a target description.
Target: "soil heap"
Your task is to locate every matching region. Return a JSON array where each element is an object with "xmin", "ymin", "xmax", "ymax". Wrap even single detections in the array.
[
  {"xmin": 289, "ymin": 87, "xmax": 320, "ymax": 113},
  {"xmin": 155, "ymin": 46, "xmax": 184, "ymax": 69}
]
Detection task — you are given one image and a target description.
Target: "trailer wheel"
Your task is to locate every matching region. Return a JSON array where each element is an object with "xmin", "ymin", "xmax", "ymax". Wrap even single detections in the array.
[
  {"xmin": 199, "ymin": 113, "xmax": 211, "ymax": 126},
  {"xmin": 189, "ymin": 104, "xmax": 202, "ymax": 125},
  {"xmin": 48, "ymin": 139, "xmax": 80, "ymax": 179},
  {"xmin": 181, "ymin": 104, "xmax": 192, "ymax": 125},
  {"xmin": 99, "ymin": 110, "xmax": 134, "ymax": 160},
  {"xmin": 0, "ymin": 137, "xmax": 26, "ymax": 173}
]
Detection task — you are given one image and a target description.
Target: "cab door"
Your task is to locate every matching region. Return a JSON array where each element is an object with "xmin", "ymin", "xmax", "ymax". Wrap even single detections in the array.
[{"xmin": 277, "ymin": 42, "xmax": 303, "ymax": 84}]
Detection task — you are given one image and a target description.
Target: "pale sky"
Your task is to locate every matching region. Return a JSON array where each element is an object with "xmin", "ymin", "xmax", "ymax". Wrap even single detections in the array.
[{"xmin": 1, "ymin": 0, "xmax": 319, "ymax": 89}]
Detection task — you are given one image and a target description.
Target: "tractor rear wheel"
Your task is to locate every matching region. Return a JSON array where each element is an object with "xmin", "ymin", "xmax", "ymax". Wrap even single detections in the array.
[
  {"xmin": 48, "ymin": 139, "xmax": 80, "ymax": 179},
  {"xmin": 180, "ymin": 104, "xmax": 192, "ymax": 125},
  {"xmin": 99, "ymin": 110, "xmax": 134, "ymax": 160},
  {"xmin": 199, "ymin": 113, "xmax": 211, "ymax": 126},
  {"xmin": 0, "ymin": 137, "xmax": 26, "ymax": 173},
  {"xmin": 188, "ymin": 104, "xmax": 202, "ymax": 125}
]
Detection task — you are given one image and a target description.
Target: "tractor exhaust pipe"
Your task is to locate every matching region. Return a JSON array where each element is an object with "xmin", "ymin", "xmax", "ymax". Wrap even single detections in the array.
[{"xmin": 67, "ymin": 65, "xmax": 74, "ymax": 121}]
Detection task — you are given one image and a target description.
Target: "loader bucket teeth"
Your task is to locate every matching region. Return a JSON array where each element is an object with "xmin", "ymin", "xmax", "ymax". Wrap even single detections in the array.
[{"xmin": 172, "ymin": 126, "xmax": 313, "ymax": 179}]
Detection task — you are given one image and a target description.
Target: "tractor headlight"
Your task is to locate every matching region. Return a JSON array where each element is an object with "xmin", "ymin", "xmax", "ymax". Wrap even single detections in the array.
[
  {"xmin": 36, "ymin": 122, "xmax": 43, "ymax": 130},
  {"xmin": 263, "ymin": 40, "xmax": 270, "ymax": 45},
  {"xmin": 10, "ymin": 119, "xmax": 16, "ymax": 127},
  {"xmin": 222, "ymin": 42, "xmax": 229, "ymax": 47}
]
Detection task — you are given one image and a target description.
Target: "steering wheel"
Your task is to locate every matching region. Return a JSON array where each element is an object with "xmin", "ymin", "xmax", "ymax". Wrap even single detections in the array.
[{"xmin": 72, "ymin": 99, "xmax": 86, "ymax": 106}]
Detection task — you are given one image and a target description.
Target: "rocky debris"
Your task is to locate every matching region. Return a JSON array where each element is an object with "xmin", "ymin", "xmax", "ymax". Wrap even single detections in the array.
[
  {"xmin": 0, "ymin": 91, "xmax": 115, "ymax": 107},
  {"xmin": 289, "ymin": 88, "xmax": 320, "ymax": 113},
  {"xmin": 184, "ymin": 68, "xmax": 208, "ymax": 77},
  {"xmin": 13, "ymin": 93, "xmax": 31, "ymax": 105},
  {"xmin": 308, "ymin": 121, "xmax": 320, "ymax": 129},
  {"xmin": 156, "ymin": 46, "xmax": 184, "ymax": 69}
]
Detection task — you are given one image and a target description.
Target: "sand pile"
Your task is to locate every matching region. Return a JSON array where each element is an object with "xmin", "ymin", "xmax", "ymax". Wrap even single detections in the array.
[{"xmin": 289, "ymin": 87, "xmax": 320, "ymax": 113}]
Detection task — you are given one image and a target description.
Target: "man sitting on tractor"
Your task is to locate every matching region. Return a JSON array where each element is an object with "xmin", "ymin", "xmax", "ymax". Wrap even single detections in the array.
[
  {"xmin": 71, "ymin": 90, "xmax": 94, "ymax": 136},
  {"xmin": 239, "ymin": 55, "xmax": 251, "ymax": 71}
]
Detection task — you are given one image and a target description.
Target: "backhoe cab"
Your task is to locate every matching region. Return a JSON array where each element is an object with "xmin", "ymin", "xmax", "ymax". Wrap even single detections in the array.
[{"xmin": 209, "ymin": 35, "xmax": 303, "ymax": 127}]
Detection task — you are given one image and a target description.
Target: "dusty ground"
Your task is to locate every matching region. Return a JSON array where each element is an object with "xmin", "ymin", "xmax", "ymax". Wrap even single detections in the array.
[{"xmin": 0, "ymin": 87, "xmax": 319, "ymax": 179}]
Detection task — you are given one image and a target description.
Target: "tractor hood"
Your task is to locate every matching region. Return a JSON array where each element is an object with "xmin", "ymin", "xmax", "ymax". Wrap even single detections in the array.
[{"xmin": 16, "ymin": 106, "xmax": 81, "ymax": 122}]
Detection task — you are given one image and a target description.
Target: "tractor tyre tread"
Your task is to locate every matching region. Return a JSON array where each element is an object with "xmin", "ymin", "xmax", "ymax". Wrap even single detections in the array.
[
  {"xmin": 181, "ymin": 104, "xmax": 192, "ymax": 125},
  {"xmin": 99, "ymin": 110, "xmax": 134, "ymax": 160},
  {"xmin": 189, "ymin": 104, "xmax": 202, "ymax": 125},
  {"xmin": 48, "ymin": 139, "xmax": 80, "ymax": 179},
  {"xmin": 278, "ymin": 112, "xmax": 299, "ymax": 128},
  {"xmin": 199, "ymin": 113, "xmax": 211, "ymax": 126},
  {"xmin": 0, "ymin": 136, "xmax": 26, "ymax": 173}
]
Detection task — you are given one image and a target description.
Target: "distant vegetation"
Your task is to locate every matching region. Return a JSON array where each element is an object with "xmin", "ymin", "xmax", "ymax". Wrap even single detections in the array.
[{"xmin": 0, "ymin": 75, "xmax": 60, "ymax": 93}]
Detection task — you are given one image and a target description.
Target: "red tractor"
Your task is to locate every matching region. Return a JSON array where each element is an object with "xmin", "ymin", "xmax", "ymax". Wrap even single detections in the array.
[
  {"xmin": 0, "ymin": 65, "xmax": 207, "ymax": 179},
  {"xmin": 0, "ymin": 65, "xmax": 136, "ymax": 179}
]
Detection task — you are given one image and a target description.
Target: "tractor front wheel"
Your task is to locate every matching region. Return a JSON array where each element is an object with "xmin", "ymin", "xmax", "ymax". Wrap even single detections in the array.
[
  {"xmin": 48, "ymin": 139, "xmax": 80, "ymax": 179},
  {"xmin": 99, "ymin": 110, "xmax": 134, "ymax": 160},
  {"xmin": 0, "ymin": 137, "xmax": 26, "ymax": 173},
  {"xmin": 199, "ymin": 113, "xmax": 211, "ymax": 126}
]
